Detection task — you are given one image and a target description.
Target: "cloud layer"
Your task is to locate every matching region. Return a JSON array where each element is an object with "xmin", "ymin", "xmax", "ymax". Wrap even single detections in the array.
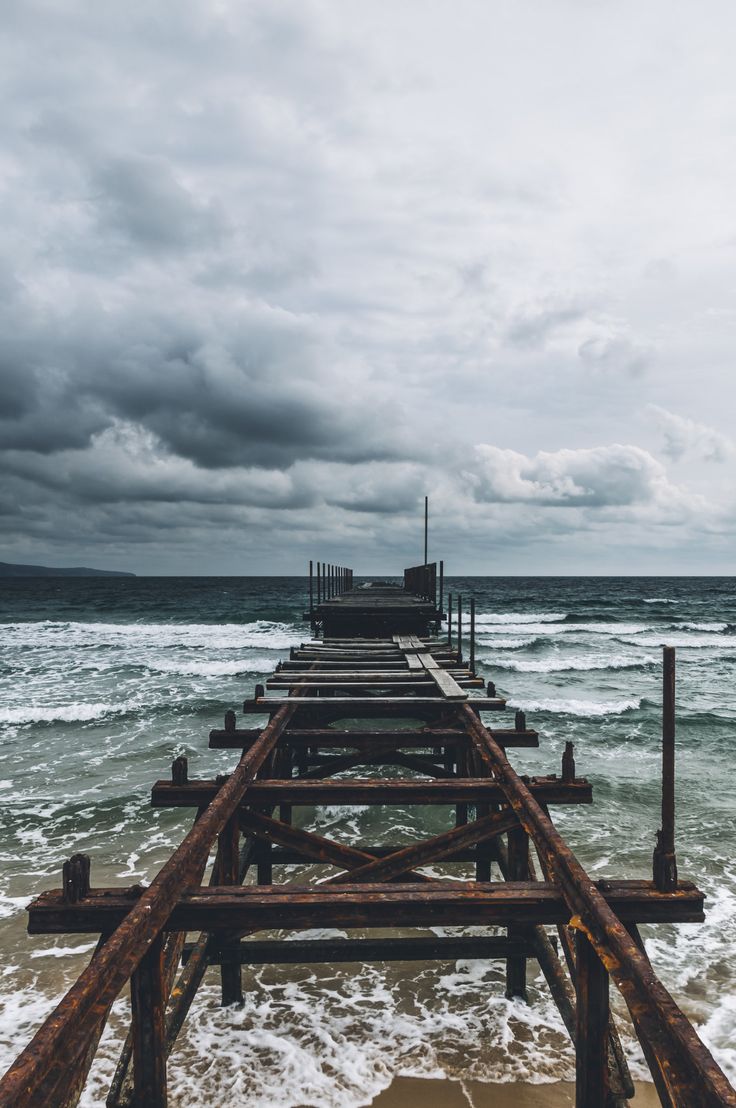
[{"xmin": 1, "ymin": 1, "xmax": 736, "ymax": 572}]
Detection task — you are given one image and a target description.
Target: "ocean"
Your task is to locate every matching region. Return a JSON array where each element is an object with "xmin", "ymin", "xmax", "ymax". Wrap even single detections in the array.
[{"xmin": 0, "ymin": 575, "xmax": 734, "ymax": 1105}]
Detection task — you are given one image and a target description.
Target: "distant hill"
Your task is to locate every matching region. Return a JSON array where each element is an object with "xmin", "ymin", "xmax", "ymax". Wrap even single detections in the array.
[{"xmin": 0, "ymin": 561, "xmax": 135, "ymax": 578}]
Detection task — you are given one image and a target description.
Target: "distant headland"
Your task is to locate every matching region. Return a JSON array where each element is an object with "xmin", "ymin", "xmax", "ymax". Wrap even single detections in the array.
[{"xmin": 0, "ymin": 561, "xmax": 135, "ymax": 578}]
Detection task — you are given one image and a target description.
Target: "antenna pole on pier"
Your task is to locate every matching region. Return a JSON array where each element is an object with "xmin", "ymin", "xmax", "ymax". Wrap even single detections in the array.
[
  {"xmin": 653, "ymin": 646, "xmax": 678, "ymax": 891},
  {"xmin": 469, "ymin": 597, "xmax": 476, "ymax": 675},
  {"xmin": 424, "ymin": 496, "xmax": 428, "ymax": 566},
  {"xmin": 309, "ymin": 560, "xmax": 313, "ymax": 617}
]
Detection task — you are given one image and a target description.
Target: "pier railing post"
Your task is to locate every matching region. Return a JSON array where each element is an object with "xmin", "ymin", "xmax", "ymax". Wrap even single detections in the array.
[
  {"xmin": 309, "ymin": 560, "xmax": 313, "ymax": 620},
  {"xmin": 131, "ymin": 932, "xmax": 167, "ymax": 1107},
  {"xmin": 457, "ymin": 594, "xmax": 463, "ymax": 663},
  {"xmin": 575, "ymin": 931, "xmax": 610, "ymax": 1107},
  {"xmin": 653, "ymin": 646, "xmax": 678, "ymax": 892},
  {"xmin": 447, "ymin": 593, "xmax": 453, "ymax": 649},
  {"xmin": 439, "ymin": 560, "xmax": 444, "ymax": 616},
  {"xmin": 469, "ymin": 597, "xmax": 476, "ymax": 675}
]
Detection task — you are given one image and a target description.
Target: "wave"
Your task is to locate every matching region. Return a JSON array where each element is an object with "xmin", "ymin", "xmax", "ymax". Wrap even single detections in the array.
[
  {"xmin": 617, "ymin": 632, "xmax": 736, "ymax": 649},
  {"xmin": 0, "ymin": 701, "xmax": 142, "ymax": 726},
  {"xmin": 0, "ymin": 620, "xmax": 302, "ymax": 651},
  {"xmin": 489, "ymin": 654, "xmax": 656, "ymax": 674},
  {"xmin": 643, "ymin": 598, "xmax": 679, "ymax": 604},
  {"xmin": 507, "ymin": 697, "xmax": 643, "ymax": 717},
  {"xmin": 475, "ymin": 636, "xmax": 543, "ymax": 651},
  {"xmin": 146, "ymin": 655, "xmax": 276, "ymax": 677},
  {"xmin": 474, "ymin": 612, "xmax": 566, "ymax": 626}
]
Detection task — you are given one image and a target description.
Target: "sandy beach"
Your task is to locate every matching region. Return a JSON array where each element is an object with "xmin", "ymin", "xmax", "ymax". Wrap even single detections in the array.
[{"xmin": 370, "ymin": 1077, "xmax": 661, "ymax": 1107}]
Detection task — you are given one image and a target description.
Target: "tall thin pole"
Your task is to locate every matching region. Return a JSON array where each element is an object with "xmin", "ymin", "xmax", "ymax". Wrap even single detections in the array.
[
  {"xmin": 457, "ymin": 594, "xmax": 463, "ymax": 663},
  {"xmin": 439, "ymin": 560, "xmax": 444, "ymax": 616},
  {"xmin": 424, "ymin": 496, "xmax": 428, "ymax": 566},
  {"xmin": 653, "ymin": 645, "xmax": 678, "ymax": 890},
  {"xmin": 309, "ymin": 560, "xmax": 313, "ymax": 616},
  {"xmin": 469, "ymin": 597, "xmax": 475, "ymax": 675},
  {"xmin": 447, "ymin": 593, "xmax": 453, "ymax": 648}
]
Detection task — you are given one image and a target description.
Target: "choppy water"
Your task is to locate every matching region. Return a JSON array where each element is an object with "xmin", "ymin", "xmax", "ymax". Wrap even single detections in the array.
[{"xmin": 0, "ymin": 576, "xmax": 734, "ymax": 1105}]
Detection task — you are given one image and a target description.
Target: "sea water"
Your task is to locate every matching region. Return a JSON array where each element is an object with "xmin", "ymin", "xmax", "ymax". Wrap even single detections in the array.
[{"xmin": 0, "ymin": 576, "xmax": 734, "ymax": 1105}]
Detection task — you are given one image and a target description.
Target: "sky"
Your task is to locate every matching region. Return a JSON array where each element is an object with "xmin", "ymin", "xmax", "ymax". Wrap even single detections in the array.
[{"xmin": 2, "ymin": 0, "xmax": 736, "ymax": 575}]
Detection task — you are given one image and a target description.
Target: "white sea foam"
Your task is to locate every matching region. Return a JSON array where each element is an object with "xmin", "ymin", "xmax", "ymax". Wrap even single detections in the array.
[
  {"xmin": 147, "ymin": 656, "xmax": 276, "ymax": 677},
  {"xmin": 643, "ymin": 597, "xmax": 679, "ymax": 603},
  {"xmin": 618, "ymin": 632, "xmax": 736, "ymax": 649},
  {"xmin": 0, "ymin": 701, "xmax": 142, "ymax": 726},
  {"xmin": 474, "ymin": 612, "xmax": 566, "ymax": 625},
  {"xmin": 507, "ymin": 696, "xmax": 642, "ymax": 716},
  {"xmin": 0, "ymin": 619, "xmax": 302, "ymax": 652},
  {"xmin": 490, "ymin": 654, "xmax": 655, "ymax": 674}
]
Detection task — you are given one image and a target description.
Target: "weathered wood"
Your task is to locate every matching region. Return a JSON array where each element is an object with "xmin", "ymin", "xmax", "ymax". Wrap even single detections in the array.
[
  {"xmin": 130, "ymin": 933, "xmax": 167, "ymax": 1108},
  {"xmin": 505, "ymin": 825, "xmax": 530, "ymax": 1001},
  {"xmin": 183, "ymin": 935, "xmax": 535, "ymax": 965},
  {"xmin": 419, "ymin": 652, "xmax": 467, "ymax": 700},
  {"xmin": 0, "ymin": 686, "xmax": 311, "ymax": 1106},
  {"xmin": 238, "ymin": 810, "xmax": 431, "ymax": 882},
  {"xmin": 242, "ymin": 696, "xmax": 506, "ymax": 709},
  {"xmin": 459, "ymin": 703, "xmax": 735, "ymax": 1106},
  {"xmin": 575, "ymin": 930, "xmax": 609, "ymax": 1107},
  {"xmin": 208, "ymin": 727, "xmax": 540, "ymax": 749},
  {"xmin": 151, "ymin": 777, "xmax": 594, "ymax": 807},
  {"xmin": 27, "ymin": 880, "xmax": 706, "ymax": 934}
]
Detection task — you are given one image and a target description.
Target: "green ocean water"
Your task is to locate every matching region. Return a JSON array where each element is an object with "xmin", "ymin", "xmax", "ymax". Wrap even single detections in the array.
[{"xmin": 0, "ymin": 576, "xmax": 734, "ymax": 1104}]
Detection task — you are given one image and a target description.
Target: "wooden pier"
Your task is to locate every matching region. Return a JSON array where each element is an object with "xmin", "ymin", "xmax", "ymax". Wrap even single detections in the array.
[{"xmin": 1, "ymin": 560, "xmax": 735, "ymax": 1107}]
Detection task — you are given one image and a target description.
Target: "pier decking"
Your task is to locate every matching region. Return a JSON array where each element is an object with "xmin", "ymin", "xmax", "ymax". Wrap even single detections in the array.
[{"xmin": 0, "ymin": 561, "xmax": 734, "ymax": 1107}]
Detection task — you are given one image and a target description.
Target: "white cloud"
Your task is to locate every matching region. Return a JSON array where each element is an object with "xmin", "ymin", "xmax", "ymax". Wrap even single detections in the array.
[
  {"xmin": 469, "ymin": 443, "xmax": 683, "ymax": 509},
  {"xmin": 646, "ymin": 405, "xmax": 734, "ymax": 463}
]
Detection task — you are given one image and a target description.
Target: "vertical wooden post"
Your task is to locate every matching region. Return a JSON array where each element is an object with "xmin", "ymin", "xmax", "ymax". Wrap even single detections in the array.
[
  {"xmin": 469, "ymin": 597, "xmax": 476, "ymax": 675},
  {"xmin": 439, "ymin": 560, "xmax": 444, "ymax": 617},
  {"xmin": 455, "ymin": 742, "xmax": 468, "ymax": 827},
  {"xmin": 317, "ymin": 562, "xmax": 322, "ymax": 605},
  {"xmin": 575, "ymin": 931, "xmax": 610, "ymax": 1107},
  {"xmin": 447, "ymin": 593, "xmax": 453, "ymax": 648},
  {"xmin": 654, "ymin": 645, "xmax": 678, "ymax": 891},
  {"xmin": 424, "ymin": 496, "xmax": 428, "ymax": 566},
  {"xmin": 218, "ymin": 815, "xmax": 243, "ymax": 1006},
  {"xmin": 131, "ymin": 932, "xmax": 167, "ymax": 1107},
  {"xmin": 505, "ymin": 825, "xmax": 529, "ymax": 1000},
  {"xmin": 457, "ymin": 594, "xmax": 463, "ymax": 663},
  {"xmin": 309, "ymin": 560, "xmax": 313, "ymax": 618}
]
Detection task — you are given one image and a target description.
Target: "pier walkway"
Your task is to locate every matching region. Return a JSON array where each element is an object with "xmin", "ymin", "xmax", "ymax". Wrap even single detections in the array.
[{"xmin": 0, "ymin": 560, "xmax": 734, "ymax": 1107}]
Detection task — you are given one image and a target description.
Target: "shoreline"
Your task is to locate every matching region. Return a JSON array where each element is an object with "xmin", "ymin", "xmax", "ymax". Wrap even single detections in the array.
[{"xmin": 369, "ymin": 1077, "xmax": 661, "ymax": 1106}]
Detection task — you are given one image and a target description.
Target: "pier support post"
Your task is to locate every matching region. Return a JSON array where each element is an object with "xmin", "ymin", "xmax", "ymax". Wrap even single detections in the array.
[
  {"xmin": 131, "ymin": 932, "xmax": 167, "ymax": 1107},
  {"xmin": 447, "ymin": 593, "xmax": 453, "ymax": 649},
  {"xmin": 469, "ymin": 597, "xmax": 476, "ymax": 675},
  {"xmin": 218, "ymin": 814, "xmax": 243, "ymax": 1006},
  {"xmin": 575, "ymin": 931, "xmax": 610, "ymax": 1108},
  {"xmin": 505, "ymin": 825, "xmax": 529, "ymax": 1001},
  {"xmin": 654, "ymin": 645, "xmax": 678, "ymax": 891}
]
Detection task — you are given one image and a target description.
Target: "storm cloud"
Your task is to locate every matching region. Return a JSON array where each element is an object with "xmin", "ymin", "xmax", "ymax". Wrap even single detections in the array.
[{"xmin": 1, "ymin": 1, "xmax": 736, "ymax": 573}]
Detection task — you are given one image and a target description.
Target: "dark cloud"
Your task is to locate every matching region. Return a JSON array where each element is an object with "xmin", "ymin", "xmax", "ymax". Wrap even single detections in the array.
[{"xmin": 0, "ymin": 1, "xmax": 735, "ymax": 572}]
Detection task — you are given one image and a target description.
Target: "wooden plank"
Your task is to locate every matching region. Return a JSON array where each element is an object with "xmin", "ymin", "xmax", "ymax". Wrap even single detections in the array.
[
  {"xmin": 27, "ymin": 881, "xmax": 707, "ymax": 935},
  {"xmin": 185, "ymin": 935, "xmax": 535, "ymax": 966},
  {"xmin": 208, "ymin": 728, "xmax": 539, "ymax": 750},
  {"xmin": 419, "ymin": 653, "xmax": 467, "ymax": 700},
  {"xmin": 151, "ymin": 777, "xmax": 594, "ymax": 808},
  {"xmin": 242, "ymin": 696, "xmax": 505, "ymax": 710}
]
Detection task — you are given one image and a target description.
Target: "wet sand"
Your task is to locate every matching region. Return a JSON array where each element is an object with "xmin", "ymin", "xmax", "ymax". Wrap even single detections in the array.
[{"xmin": 370, "ymin": 1076, "xmax": 661, "ymax": 1106}]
